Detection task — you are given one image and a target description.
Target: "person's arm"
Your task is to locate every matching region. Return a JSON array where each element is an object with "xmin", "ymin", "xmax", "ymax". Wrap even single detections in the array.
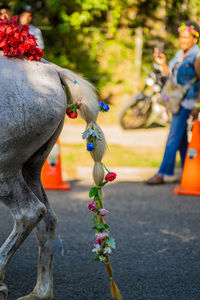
[
  {"xmin": 190, "ymin": 55, "xmax": 200, "ymax": 119},
  {"xmin": 153, "ymin": 48, "xmax": 168, "ymax": 76}
]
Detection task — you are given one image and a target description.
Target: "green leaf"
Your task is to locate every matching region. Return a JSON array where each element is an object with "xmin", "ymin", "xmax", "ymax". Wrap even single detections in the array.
[
  {"xmin": 98, "ymin": 181, "xmax": 107, "ymax": 188},
  {"xmin": 92, "ymin": 257, "xmax": 100, "ymax": 262},
  {"xmin": 97, "ymin": 223, "xmax": 105, "ymax": 229},
  {"xmin": 89, "ymin": 187, "xmax": 98, "ymax": 198},
  {"xmin": 97, "ymin": 190, "xmax": 103, "ymax": 200},
  {"xmin": 104, "ymin": 224, "xmax": 110, "ymax": 229},
  {"xmin": 94, "ymin": 222, "xmax": 105, "ymax": 230}
]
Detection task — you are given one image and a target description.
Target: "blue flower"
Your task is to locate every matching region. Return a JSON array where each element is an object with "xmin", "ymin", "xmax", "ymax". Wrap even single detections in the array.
[
  {"xmin": 98, "ymin": 101, "xmax": 104, "ymax": 107},
  {"xmin": 98, "ymin": 101, "xmax": 110, "ymax": 112},
  {"xmin": 73, "ymin": 80, "xmax": 78, "ymax": 84},
  {"xmin": 103, "ymin": 104, "xmax": 110, "ymax": 112},
  {"xmin": 87, "ymin": 142, "xmax": 95, "ymax": 151}
]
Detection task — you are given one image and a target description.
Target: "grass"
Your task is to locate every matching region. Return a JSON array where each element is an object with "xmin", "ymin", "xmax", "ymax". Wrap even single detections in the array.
[{"xmin": 60, "ymin": 143, "xmax": 181, "ymax": 179}]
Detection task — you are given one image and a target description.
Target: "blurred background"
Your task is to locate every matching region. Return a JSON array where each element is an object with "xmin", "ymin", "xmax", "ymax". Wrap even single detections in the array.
[{"xmin": 2, "ymin": 0, "xmax": 200, "ymax": 181}]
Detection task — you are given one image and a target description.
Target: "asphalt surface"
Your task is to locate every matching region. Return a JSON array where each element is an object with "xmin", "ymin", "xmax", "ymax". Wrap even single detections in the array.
[{"xmin": 1, "ymin": 180, "xmax": 200, "ymax": 300}]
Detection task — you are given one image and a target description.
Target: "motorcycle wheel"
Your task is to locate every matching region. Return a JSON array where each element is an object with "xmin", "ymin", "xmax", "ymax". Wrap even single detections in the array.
[{"xmin": 119, "ymin": 96, "xmax": 152, "ymax": 129}]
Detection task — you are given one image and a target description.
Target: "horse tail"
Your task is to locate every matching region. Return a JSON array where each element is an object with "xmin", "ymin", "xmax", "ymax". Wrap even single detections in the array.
[
  {"xmin": 52, "ymin": 64, "xmax": 122, "ymax": 300},
  {"xmin": 55, "ymin": 66, "xmax": 106, "ymax": 185}
]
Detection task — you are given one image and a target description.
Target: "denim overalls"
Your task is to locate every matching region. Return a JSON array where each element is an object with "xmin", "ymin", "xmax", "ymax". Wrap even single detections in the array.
[{"xmin": 158, "ymin": 45, "xmax": 200, "ymax": 176}]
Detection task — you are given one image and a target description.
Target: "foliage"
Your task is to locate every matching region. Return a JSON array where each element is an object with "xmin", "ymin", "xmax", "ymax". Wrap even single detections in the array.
[{"xmin": 2, "ymin": 0, "xmax": 200, "ymax": 99}]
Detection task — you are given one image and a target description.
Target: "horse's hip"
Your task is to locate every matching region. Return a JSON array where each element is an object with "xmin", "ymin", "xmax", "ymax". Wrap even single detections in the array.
[{"xmin": 0, "ymin": 57, "xmax": 67, "ymax": 170}]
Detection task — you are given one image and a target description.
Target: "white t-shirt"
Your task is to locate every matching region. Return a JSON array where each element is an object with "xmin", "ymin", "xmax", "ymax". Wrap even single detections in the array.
[{"xmin": 29, "ymin": 25, "xmax": 44, "ymax": 50}]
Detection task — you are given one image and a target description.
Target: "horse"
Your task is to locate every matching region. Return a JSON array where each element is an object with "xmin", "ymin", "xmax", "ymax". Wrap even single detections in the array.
[{"xmin": 0, "ymin": 52, "xmax": 106, "ymax": 300}]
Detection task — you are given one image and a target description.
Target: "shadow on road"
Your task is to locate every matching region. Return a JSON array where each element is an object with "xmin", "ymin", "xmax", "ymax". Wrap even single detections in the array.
[{"xmin": 1, "ymin": 181, "xmax": 200, "ymax": 300}]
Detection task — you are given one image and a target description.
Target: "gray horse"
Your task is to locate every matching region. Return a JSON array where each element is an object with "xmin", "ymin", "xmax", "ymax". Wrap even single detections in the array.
[{"xmin": 0, "ymin": 52, "xmax": 106, "ymax": 300}]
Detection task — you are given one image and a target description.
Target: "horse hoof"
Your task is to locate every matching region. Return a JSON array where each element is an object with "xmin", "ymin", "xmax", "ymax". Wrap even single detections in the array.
[
  {"xmin": 17, "ymin": 297, "xmax": 51, "ymax": 300},
  {"xmin": 0, "ymin": 283, "xmax": 8, "ymax": 300},
  {"xmin": 17, "ymin": 293, "xmax": 52, "ymax": 300}
]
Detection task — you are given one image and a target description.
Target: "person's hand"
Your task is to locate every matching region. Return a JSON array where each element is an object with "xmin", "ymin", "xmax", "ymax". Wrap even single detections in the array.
[
  {"xmin": 153, "ymin": 48, "xmax": 167, "ymax": 66},
  {"xmin": 190, "ymin": 107, "xmax": 200, "ymax": 120}
]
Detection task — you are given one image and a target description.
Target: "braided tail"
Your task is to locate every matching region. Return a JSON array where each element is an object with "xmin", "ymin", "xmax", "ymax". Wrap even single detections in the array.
[
  {"xmin": 55, "ymin": 65, "xmax": 122, "ymax": 300},
  {"xmin": 54, "ymin": 65, "xmax": 106, "ymax": 185}
]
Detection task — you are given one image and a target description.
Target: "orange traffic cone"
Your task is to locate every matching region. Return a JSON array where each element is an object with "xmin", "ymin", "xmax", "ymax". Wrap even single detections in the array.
[
  {"xmin": 174, "ymin": 119, "xmax": 200, "ymax": 196},
  {"xmin": 41, "ymin": 139, "xmax": 71, "ymax": 190}
]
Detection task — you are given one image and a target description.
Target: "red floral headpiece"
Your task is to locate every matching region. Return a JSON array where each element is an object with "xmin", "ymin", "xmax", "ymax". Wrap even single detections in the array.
[{"xmin": 0, "ymin": 15, "xmax": 43, "ymax": 61}]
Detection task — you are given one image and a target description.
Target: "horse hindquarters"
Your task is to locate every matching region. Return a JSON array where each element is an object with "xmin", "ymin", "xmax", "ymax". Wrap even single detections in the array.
[
  {"xmin": 0, "ymin": 56, "xmax": 67, "ymax": 169},
  {"xmin": 0, "ymin": 56, "xmax": 66, "ymax": 300}
]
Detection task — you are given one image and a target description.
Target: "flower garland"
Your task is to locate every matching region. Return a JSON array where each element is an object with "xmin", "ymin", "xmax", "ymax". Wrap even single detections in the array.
[
  {"xmin": 0, "ymin": 15, "xmax": 43, "ymax": 61},
  {"xmin": 87, "ymin": 166, "xmax": 117, "ymax": 264},
  {"xmin": 66, "ymin": 97, "xmax": 122, "ymax": 300},
  {"xmin": 178, "ymin": 23, "xmax": 199, "ymax": 38}
]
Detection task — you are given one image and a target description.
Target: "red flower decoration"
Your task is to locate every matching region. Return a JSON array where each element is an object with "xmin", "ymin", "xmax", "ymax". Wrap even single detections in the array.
[
  {"xmin": 105, "ymin": 172, "xmax": 117, "ymax": 182},
  {"xmin": 66, "ymin": 109, "xmax": 78, "ymax": 119},
  {"xmin": 0, "ymin": 15, "xmax": 43, "ymax": 61}
]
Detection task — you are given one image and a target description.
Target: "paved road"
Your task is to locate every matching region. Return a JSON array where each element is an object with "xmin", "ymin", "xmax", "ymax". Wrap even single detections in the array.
[{"xmin": 1, "ymin": 181, "xmax": 200, "ymax": 300}]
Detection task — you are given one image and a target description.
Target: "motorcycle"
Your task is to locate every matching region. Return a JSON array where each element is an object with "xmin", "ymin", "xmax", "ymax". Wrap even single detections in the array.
[{"xmin": 119, "ymin": 63, "xmax": 171, "ymax": 129}]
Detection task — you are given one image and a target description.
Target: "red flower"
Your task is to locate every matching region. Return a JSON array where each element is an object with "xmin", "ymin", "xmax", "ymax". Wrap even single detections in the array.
[
  {"xmin": 18, "ymin": 43, "xmax": 26, "ymax": 53},
  {"xmin": 105, "ymin": 172, "xmax": 117, "ymax": 182},
  {"xmin": 26, "ymin": 36, "xmax": 37, "ymax": 47},
  {"xmin": 0, "ymin": 15, "xmax": 43, "ymax": 61},
  {"xmin": 3, "ymin": 44, "xmax": 9, "ymax": 55},
  {"xmin": 8, "ymin": 16, "xmax": 18, "ymax": 25},
  {"xmin": 66, "ymin": 109, "xmax": 78, "ymax": 119},
  {"xmin": 6, "ymin": 25, "xmax": 17, "ymax": 36},
  {"xmin": 35, "ymin": 48, "xmax": 43, "ymax": 61},
  {"xmin": 0, "ymin": 40, "xmax": 7, "ymax": 48}
]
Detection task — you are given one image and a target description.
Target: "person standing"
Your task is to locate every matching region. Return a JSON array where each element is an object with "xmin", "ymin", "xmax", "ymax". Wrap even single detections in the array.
[
  {"xmin": 147, "ymin": 21, "xmax": 200, "ymax": 184},
  {"xmin": 18, "ymin": 5, "xmax": 44, "ymax": 50}
]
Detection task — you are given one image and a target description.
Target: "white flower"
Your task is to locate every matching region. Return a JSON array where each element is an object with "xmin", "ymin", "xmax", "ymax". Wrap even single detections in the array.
[
  {"xmin": 103, "ymin": 247, "xmax": 112, "ymax": 254},
  {"xmin": 92, "ymin": 244, "xmax": 101, "ymax": 254},
  {"xmin": 99, "ymin": 255, "xmax": 107, "ymax": 262}
]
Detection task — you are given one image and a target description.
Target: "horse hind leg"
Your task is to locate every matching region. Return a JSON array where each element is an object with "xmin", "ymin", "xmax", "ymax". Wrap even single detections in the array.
[
  {"xmin": 17, "ymin": 119, "xmax": 64, "ymax": 300},
  {"xmin": 0, "ymin": 283, "xmax": 8, "ymax": 300},
  {"xmin": 17, "ymin": 187, "xmax": 57, "ymax": 300},
  {"xmin": 0, "ymin": 172, "xmax": 47, "ymax": 300}
]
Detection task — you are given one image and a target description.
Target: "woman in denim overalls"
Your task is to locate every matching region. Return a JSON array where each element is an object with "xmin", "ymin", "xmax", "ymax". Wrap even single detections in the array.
[{"xmin": 147, "ymin": 21, "xmax": 200, "ymax": 184}]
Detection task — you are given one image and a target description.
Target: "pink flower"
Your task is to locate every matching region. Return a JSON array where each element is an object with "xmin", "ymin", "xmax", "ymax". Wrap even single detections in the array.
[
  {"xmin": 99, "ymin": 208, "xmax": 109, "ymax": 216},
  {"xmin": 88, "ymin": 202, "xmax": 97, "ymax": 211},
  {"xmin": 77, "ymin": 100, "xmax": 82, "ymax": 106},
  {"xmin": 96, "ymin": 232, "xmax": 108, "ymax": 240},
  {"xmin": 94, "ymin": 238, "xmax": 101, "ymax": 244}
]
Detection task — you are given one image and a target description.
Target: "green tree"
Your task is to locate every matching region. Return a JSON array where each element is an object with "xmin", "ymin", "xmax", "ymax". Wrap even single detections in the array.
[{"xmin": 2, "ymin": 0, "xmax": 200, "ymax": 101}]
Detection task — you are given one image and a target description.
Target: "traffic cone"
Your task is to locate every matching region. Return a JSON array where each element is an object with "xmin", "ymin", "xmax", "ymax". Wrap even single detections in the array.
[
  {"xmin": 174, "ymin": 119, "xmax": 200, "ymax": 196},
  {"xmin": 41, "ymin": 139, "xmax": 71, "ymax": 190}
]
